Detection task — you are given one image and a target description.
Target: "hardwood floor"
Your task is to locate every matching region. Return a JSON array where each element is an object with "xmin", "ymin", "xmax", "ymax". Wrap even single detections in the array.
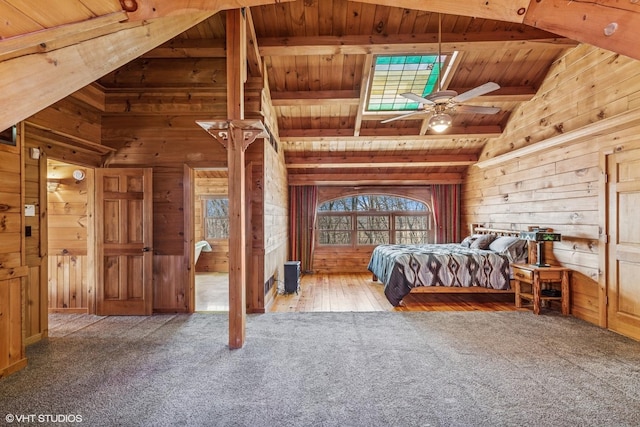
[
  {"xmin": 270, "ymin": 272, "xmax": 519, "ymax": 313},
  {"xmin": 195, "ymin": 272, "xmax": 520, "ymax": 313},
  {"xmin": 195, "ymin": 272, "xmax": 229, "ymax": 312}
]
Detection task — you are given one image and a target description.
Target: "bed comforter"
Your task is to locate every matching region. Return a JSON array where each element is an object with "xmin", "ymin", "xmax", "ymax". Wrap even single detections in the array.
[{"xmin": 367, "ymin": 243, "xmax": 511, "ymax": 306}]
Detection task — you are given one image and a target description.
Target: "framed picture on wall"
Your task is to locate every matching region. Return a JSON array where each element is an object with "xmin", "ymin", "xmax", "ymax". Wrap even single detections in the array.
[{"xmin": 0, "ymin": 125, "xmax": 17, "ymax": 146}]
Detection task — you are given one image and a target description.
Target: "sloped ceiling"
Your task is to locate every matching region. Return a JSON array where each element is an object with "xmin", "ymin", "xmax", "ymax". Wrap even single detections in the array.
[{"xmin": 0, "ymin": 0, "xmax": 638, "ymax": 185}]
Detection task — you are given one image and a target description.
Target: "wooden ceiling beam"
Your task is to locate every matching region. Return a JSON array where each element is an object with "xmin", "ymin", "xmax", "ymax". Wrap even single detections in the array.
[
  {"xmin": 244, "ymin": 7, "xmax": 262, "ymax": 77},
  {"xmin": 352, "ymin": 0, "xmax": 640, "ymax": 62},
  {"xmin": 288, "ymin": 172, "xmax": 463, "ymax": 186},
  {"xmin": 524, "ymin": 0, "xmax": 640, "ymax": 62},
  {"xmin": 259, "ymin": 32, "xmax": 574, "ymax": 56},
  {"xmin": 350, "ymin": 0, "xmax": 528, "ymax": 23},
  {"xmin": 354, "ymin": 54, "xmax": 375, "ymax": 137},
  {"xmin": 280, "ymin": 126, "xmax": 502, "ymax": 143},
  {"xmin": 279, "ymin": 126, "xmax": 502, "ymax": 139},
  {"xmin": 142, "ymin": 39, "xmax": 226, "ymax": 58},
  {"xmin": 447, "ymin": 86, "xmax": 537, "ymax": 102},
  {"xmin": 125, "ymin": 0, "xmax": 295, "ymax": 22},
  {"xmin": 0, "ymin": 13, "xmax": 212, "ymax": 134},
  {"xmin": 271, "ymin": 90, "xmax": 361, "ymax": 106},
  {"xmin": 285, "ymin": 153, "xmax": 478, "ymax": 169},
  {"xmin": 0, "ymin": 12, "xmax": 129, "ymax": 62}
]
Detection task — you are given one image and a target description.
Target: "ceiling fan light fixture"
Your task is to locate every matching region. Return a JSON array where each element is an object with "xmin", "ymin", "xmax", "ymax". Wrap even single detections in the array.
[{"xmin": 428, "ymin": 112, "xmax": 452, "ymax": 133}]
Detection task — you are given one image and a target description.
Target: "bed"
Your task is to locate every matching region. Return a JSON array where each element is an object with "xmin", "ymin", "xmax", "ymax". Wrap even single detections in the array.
[{"xmin": 368, "ymin": 226, "xmax": 528, "ymax": 306}]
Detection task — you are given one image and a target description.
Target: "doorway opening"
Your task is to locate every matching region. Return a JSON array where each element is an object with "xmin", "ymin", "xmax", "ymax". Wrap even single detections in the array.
[
  {"xmin": 46, "ymin": 159, "xmax": 92, "ymax": 314},
  {"xmin": 193, "ymin": 168, "xmax": 229, "ymax": 312}
]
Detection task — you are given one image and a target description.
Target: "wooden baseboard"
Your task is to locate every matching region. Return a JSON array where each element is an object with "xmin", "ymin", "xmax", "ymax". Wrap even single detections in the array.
[
  {"xmin": 153, "ymin": 308, "xmax": 188, "ymax": 313},
  {"xmin": 48, "ymin": 308, "xmax": 88, "ymax": 314},
  {"xmin": 0, "ymin": 358, "xmax": 28, "ymax": 379},
  {"xmin": 24, "ymin": 332, "xmax": 45, "ymax": 346}
]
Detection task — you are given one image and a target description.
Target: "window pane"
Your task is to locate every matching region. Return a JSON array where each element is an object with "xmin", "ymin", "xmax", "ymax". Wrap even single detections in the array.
[
  {"xmin": 206, "ymin": 199, "xmax": 228, "ymax": 216},
  {"xmin": 319, "ymin": 231, "xmax": 352, "ymax": 245},
  {"xmin": 204, "ymin": 198, "xmax": 229, "ymax": 239},
  {"xmin": 396, "ymin": 231, "xmax": 429, "ymax": 244},
  {"xmin": 318, "ymin": 216, "xmax": 352, "ymax": 230},
  {"xmin": 357, "ymin": 215, "xmax": 389, "ymax": 230},
  {"xmin": 358, "ymin": 230, "xmax": 389, "ymax": 245},
  {"xmin": 395, "ymin": 216, "xmax": 430, "ymax": 230},
  {"xmin": 205, "ymin": 218, "xmax": 229, "ymax": 239},
  {"xmin": 318, "ymin": 198, "xmax": 353, "ymax": 211}
]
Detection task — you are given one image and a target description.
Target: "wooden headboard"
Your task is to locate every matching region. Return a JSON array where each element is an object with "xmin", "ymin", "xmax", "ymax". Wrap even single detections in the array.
[{"xmin": 469, "ymin": 223, "xmax": 522, "ymax": 238}]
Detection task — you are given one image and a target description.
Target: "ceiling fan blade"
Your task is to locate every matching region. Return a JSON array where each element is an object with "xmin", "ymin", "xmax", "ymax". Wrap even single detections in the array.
[
  {"xmin": 451, "ymin": 82, "xmax": 500, "ymax": 103},
  {"xmin": 455, "ymin": 105, "xmax": 501, "ymax": 114},
  {"xmin": 380, "ymin": 110, "xmax": 428, "ymax": 124},
  {"xmin": 400, "ymin": 92, "xmax": 435, "ymax": 105}
]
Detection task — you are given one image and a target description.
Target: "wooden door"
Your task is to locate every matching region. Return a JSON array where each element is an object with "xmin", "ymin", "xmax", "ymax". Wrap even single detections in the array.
[
  {"xmin": 96, "ymin": 168, "xmax": 153, "ymax": 315},
  {"xmin": 607, "ymin": 149, "xmax": 640, "ymax": 340}
]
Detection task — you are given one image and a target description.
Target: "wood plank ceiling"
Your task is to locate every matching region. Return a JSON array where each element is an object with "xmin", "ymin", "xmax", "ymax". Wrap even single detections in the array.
[
  {"xmin": 4, "ymin": 0, "xmax": 636, "ymax": 185},
  {"xmin": 97, "ymin": 1, "xmax": 576, "ymax": 185}
]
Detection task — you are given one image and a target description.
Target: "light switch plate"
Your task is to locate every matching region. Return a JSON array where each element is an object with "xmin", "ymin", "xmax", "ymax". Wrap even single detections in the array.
[{"xmin": 24, "ymin": 204, "xmax": 36, "ymax": 217}]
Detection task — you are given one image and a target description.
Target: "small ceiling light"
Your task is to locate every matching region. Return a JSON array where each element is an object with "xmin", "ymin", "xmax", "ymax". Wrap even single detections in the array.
[
  {"xmin": 72, "ymin": 170, "xmax": 85, "ymax": 181},
  {"xmin": 428, "ymin": 113, "xmax": 452, "ymax": 133}
]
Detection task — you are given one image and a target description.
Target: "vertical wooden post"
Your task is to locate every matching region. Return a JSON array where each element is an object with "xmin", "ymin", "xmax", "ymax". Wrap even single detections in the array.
[
  {"xmin": 227, "ymin": 8, "xmax": 247, "ymax": 349},
  {"xmin": 196, "ymin": 10, "xmax": 267, "ymax": 349},
  {"xmin": 227, "ymin": 127, "xmax": 247, "ymax": 349}
]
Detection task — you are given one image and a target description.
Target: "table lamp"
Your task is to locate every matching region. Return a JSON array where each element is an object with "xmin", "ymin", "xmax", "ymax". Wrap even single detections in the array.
[{"xmin": 519, "ymin": 229, "xmax": 562, "ymax": 267}]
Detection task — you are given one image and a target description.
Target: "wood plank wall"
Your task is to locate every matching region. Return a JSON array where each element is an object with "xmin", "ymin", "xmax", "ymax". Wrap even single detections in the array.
[
  {"xmin": 22, "ymin": 90, "xmax": 104, "ymax": 340},
  {"xmin": 261, "ymin": 137, "xmax": 288, "ymax": 310},
  {"xmin": 23, "ymin": 139, "xmax": 46, "ymax": 341},
  {"xmin": 0, "ymin": 123, "xmax": 27, "ymax": 377},
  {"xmin": 194, "ymin": 172, "xmax": 229, "ymax": 273},
  {"xmin": 313, "ymin": 186, "xmax": 432, "ymax": 273},
  {"xmin": 46, "ymin": 160, "xmax": 89, "ymax": 313},
  {"xmin": 102, "ymin": 58, "xmax": 283, "ymax": 312},
  {"xmin": 462, "ymin": 44, "xmax": 640, "ymax": 326}
]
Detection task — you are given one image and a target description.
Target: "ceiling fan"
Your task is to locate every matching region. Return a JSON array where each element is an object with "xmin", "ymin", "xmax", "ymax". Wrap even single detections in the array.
[{"xmin": 380, "ymin": 13, "xmax": 501, "ymax": 132}]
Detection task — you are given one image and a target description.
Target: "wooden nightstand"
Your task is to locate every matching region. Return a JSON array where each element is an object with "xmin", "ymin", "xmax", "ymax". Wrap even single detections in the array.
[{"xmin": 512, "ymin": 264, "xmax": 570, "ymax": 315}]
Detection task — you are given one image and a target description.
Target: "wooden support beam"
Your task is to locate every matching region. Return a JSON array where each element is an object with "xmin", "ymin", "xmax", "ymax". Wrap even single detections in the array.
[
  {"xmin": 258, "ymin": 32, "xmax": 574, "ymax": 56},
  {"xmin": 196, "ymin": 120, "xmax": 268, "ymax": 349},
  {"xmin": 244, "ymin": 8, "xmax": 262, "ymax": 78},
  {"xmin": 227, "ymin": 9, "xmax": 246, "ymax": 120},
  {"xmin": 351, "ymin": 0, "xmax": 640, "ymax": 62},
  {"xmin": 226, "ymin": 8, "xmax": 246, "ymax": 350},
  {"xmin": 279, "ymin": 126, "xmax": 502, "ymax": 139},
  {"xmin": 288, "ymin": 172, "xmax": 463, "ymax": 186},
  {"xmin": 285, "ymin": 153, "xmax": 478, "ymax": 169},
  {"xmin": 142, "ymin": 39, "xmax": 227, "ymax": 58},
  {"xmin": 0, "ymin": 12, "xmax": 213, "ymax": 134},
  {"xmin": 270, "ymin": 86, "xmax": 533, "ymax": 107},
  {"xmin": 350, "ymin": 0, "xmax": 528, "ymax": 23},
  {"xmin": 354, "ymin": 54, "xmax": 374, "ymax": 137},
  {"xmin": 125, "ymin": 0, "xmax": 295, "ymax": 22},
  {"xmin": 271, "ymin": 90, "xmax": 361, "ymax": 106},
  {"xmin": 226, "ymin": 125, "xmax": 247, "ymax": 350},
  {"xmin": 0, "ymin": 12, "xmax": 128, "ymax": 60},
  {"xmin": 524, "ymin": 0, "xmax": 640, "ymax": 62}
]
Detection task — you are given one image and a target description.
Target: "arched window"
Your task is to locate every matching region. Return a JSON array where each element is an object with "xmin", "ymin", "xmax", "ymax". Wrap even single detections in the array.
[{"xmin": 317, "ymin": 195, "xmax": 433, "ymax": 246}]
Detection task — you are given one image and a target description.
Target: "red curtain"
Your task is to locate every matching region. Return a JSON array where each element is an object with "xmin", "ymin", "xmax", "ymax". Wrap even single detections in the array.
[
  {"xmin": 430, "ymin": 184, "xmax": 461, "ymax": 243},
  {"xmin": 288, "ymin": 186, "xmax": 318, "ymax": 273}
]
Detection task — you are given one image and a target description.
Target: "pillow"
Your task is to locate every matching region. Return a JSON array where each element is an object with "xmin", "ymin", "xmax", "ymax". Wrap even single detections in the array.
[
  {"xmin": 460, "ymin": 235, "xmax": 476, "ymax": 247},
  {"xmin": 469, "ymin": 233, "xmax": 497, "ymax": 250},
  {"xmin": 489, "ymin": 236, "xmax": 528, "ymax": 263},
  {"xmin": 488, "ymin": 236, "xmax": 520, "ymax": 253}
]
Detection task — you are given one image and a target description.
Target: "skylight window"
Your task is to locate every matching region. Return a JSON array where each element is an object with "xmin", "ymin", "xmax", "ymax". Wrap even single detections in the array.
[{"xmin": 366, "ymin": 54, "xmax": 448, "ymax": 112}]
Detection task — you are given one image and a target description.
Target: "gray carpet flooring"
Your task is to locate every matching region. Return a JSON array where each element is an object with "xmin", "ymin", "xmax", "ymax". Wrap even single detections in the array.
[{"xmin": 1, "ymin": 311, "xmax": 640, "ymax": 426}]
